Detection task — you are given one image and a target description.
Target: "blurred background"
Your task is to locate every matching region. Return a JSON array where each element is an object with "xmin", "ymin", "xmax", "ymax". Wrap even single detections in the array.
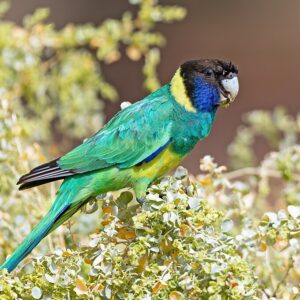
[{"xmin": 3, "ymin": 0, "xmax": 300, "ymax": 172}]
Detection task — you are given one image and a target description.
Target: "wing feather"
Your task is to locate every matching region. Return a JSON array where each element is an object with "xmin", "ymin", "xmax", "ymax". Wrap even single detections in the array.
[
  {"xmin": 18, "ymin": 85, "xmax": 175, "ymax": 190},
  {"xmin": 58, "ymin": 87, "xmax": 173, "ymax": 172}
]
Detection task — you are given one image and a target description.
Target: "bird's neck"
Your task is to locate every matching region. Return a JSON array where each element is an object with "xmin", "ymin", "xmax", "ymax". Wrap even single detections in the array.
[
  {"xmin": 170, "ymin": 68, "xmax": 219, "ymax": 114},
  {"xmin": 170, "ymin": 108, "xmax": 217, "ymax": 156},
  {"xmin": 170, "ymin": 69, "xmax": 197, "ymax": 113}
]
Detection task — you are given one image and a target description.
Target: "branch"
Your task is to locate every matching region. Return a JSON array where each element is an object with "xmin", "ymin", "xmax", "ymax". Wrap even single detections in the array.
[{"xmin": 225, "ymin": 167, "xmax": 300, "ymax": 182}]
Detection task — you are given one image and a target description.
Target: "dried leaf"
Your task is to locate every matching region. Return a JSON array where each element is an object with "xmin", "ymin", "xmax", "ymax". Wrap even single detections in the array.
[
  {"xmin": 74, "ymin": 277, "xmax": 88, "ymax": 296},
  {"xmin": 117, "ymin": 227, "xmax": 136, "ymax": 240},
  {"xmin": 152, "ymin": 280, "xmax": 168, "ymax": 294}
]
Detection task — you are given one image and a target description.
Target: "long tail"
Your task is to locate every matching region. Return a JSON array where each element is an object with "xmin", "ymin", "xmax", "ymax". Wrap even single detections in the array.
[
  {"xmin": 0, "ymin": 184, "xmax": 89, "ymax": 273},
  {"xmin": 0, "ymin": 205, "xmax": 69, "ymax": 273},
  {"xmin": 17, "ymin": 158, "xmax": 75, "ymax": 191}
]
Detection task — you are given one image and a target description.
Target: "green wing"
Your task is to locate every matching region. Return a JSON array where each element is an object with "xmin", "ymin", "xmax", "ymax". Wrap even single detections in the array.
[
  {"xmin": 18, "ymin": 85, "xmax": 175, "ymax": 190},
  {"xmin": 58, "ymin": 86, "xmax": 174, "ymax": 173}
]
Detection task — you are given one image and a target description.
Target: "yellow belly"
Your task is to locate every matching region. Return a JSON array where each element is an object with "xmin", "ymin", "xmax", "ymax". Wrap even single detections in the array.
[{"xmin": 132, "ymin": 145, "xmax": 183, "ymax": 181}]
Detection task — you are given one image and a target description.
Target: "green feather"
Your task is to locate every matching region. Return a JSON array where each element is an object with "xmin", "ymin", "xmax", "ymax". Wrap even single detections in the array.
[
  {"xmin": 0, "ymin": 73, "xmax": 219, "ymax": 273},
  {"xmin": 58, "ymin": 85, "xmax": 174, "ymax": 172}
]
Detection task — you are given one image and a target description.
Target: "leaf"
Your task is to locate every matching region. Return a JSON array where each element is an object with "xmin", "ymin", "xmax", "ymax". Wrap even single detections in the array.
[
  {"xmin": 45, "ymin": 273, "xmax": 57, "ymax": 283},
  {"xmin": 101, "ymin": 216, "xmax": 113, "ymax": 226},
  {"xmin": 179, "ymin": 224, "xmax": 190, "ymax": 237},
  {"xmin": 288, "ymin": 206, "xmax": 300, "ymax": 219},
  {"xmin": 92, "ymin": 283, "xmax": 104, "ymax": 292},
  {"xmin": 117, "ymin": 227, "xmax": 136, "ymax": 240},
  {"xmin": 169, "ymin": 291, "xmax": 184, "ymax": 300},
  {"xmin": 221, "ymin": 219, "xmax": 234, "ymax": 233},
  {"xmin": 102, "ymin": 206, "xmax": 113, "ymax": 214},
  {"xmin": 63, "ymin": 249, "xmax": 73, "ymax": 257},
  {"xmin": 174, "ymin": 166, "xmax": 188, "ymax": 179},
  {"xmin": 137, "ymin": 254, "xmax": 148, "ymax": 273},
  {"xmin": 93, "ymin": 253, "xmax": 104, "ymax": 266},
  {"xmin": 31, "ymin": 287, "xmax": 42, "ymax": 299},
  {"xmin": 152, "ymin": 280, "xmax": 168, "ymax": 294},
  {"xmin": 74, "ymin": 277, "xmax": 88, "ymax": 296}
]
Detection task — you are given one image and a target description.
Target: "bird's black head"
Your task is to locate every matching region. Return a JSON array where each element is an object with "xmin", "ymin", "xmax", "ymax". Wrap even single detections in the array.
[{"xmin": 170, "ymin": 59, "xmax": 239, "ymax": 113}]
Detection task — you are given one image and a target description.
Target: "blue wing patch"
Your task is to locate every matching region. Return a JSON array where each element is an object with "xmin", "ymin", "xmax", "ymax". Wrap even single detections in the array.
[{"xmin": 138, "ymin": 139, "xmax": 172, "ymax": 164}]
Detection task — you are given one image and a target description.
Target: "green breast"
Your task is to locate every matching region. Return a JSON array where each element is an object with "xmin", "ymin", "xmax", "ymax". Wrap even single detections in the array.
[{"xmin": 169, "ymin": 92, "xmax": 217, "ymax": 156}]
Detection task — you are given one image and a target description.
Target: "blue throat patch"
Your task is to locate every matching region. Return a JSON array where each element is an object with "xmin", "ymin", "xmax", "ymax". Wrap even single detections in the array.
[{"xmin": 192, "ymin": 77, "xmax": 219, "ymax": 112}]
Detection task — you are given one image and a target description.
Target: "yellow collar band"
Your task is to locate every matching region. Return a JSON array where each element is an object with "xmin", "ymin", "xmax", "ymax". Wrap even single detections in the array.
[{"xmin": 170, "ymin": 68, "xmax": 196, "ymax": 113}]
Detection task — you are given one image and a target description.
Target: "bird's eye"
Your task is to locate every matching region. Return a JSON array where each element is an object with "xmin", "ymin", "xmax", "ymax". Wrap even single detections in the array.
[
  {"xmin": 227, "ymin": 72, "xmax": 234, "ymax": 79},
  {"xmin": 204, "ymin": 69, "xmax": 213, "ymax": 76}
]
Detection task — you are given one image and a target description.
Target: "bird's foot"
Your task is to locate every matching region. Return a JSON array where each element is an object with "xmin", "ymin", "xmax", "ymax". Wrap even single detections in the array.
[{"xmin": 136, "ymin": 197, "xmax": 145, "ymax": 206}]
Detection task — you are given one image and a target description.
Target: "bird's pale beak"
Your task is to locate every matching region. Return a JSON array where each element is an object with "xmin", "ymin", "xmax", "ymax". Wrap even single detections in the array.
[{"xmin": 219, "ymin": 76, "xmax": 239, "ymax": 108}]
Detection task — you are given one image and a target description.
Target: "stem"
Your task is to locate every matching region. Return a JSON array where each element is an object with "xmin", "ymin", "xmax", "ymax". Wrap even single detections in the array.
[
  {"xmin": 272, "ymin": 260, "xmax": 293, "ymax": 297},
  {"xmin": 225, "ymin": 167, "xmax": 300, "ymax": 182}
]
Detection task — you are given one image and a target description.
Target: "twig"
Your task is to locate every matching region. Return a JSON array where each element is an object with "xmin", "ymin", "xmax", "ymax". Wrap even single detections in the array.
[
  {"xmin": 159, "ymin": 261, "xmax": 173, "ymax": 281},
  {"xmin": 47, "ymin": 235, "xmax": 54, "ymax": 254},
  {"xmin": 225, "ymin": 167, "xmax": 300, "ymax": 182},
  {"xmin": 272, "ymin": 261, "xmax": 293, "ymax": 297}
]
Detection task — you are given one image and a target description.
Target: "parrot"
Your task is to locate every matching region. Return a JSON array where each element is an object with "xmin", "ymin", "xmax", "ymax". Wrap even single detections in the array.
[{"xmin": 0, "ymin": 59, "xmax": 239, "ymax": 273}]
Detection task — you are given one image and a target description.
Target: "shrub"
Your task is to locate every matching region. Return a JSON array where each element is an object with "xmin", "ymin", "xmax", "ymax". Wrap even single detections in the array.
[
  {"xmin": 0, "ymin": 0, "xmax": 186, "ymax": 145},
  {"xmin": 1, "ymin": 1, "xmax": 300, "ymax": 299},
  {"xmin": 0, "ymin": 0, "xmax": 186, "ymax": 267}
]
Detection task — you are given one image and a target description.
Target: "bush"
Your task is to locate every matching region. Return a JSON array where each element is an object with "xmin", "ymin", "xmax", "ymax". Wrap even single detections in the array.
[
  {"xmin": 1, "ymin": 134, "xmax": 300, "ymax": 298},
  {"xmin": 1, "ymin": 1, "xmax": 300, "ymax": 299},
  {"xmin": 0, "ymin": 0, "xmax": 186, "ymax": 267},
  {"xmin": 0, "ymin": 168, "xmax": 258, "ymax": 299},
  {"xmin": 0, "ymin": 0, "xmax": 186, "ymax": 146}
]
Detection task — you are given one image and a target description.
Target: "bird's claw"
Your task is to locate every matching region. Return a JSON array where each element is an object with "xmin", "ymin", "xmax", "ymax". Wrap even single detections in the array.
[{"xmin": 136, "ymin": 197, "xmax": 145, "ymax": 206}]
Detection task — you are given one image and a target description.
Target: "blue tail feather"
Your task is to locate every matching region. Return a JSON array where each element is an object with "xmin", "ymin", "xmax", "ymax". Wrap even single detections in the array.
[
  {"xmin": 0, "ymin": 174, "xmax": 92, "ymax": 273},
  {"xmin": 0, "ymin": 205, "xmax": 69, "ymax": 273}
]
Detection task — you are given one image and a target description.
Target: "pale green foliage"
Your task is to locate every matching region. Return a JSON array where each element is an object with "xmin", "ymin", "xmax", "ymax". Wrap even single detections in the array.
[
  {"xmin": 197, "ymin": 151, "xmax": 300, "ymax": 299},
  {"xmin": 0, "ymin": 169, "xmax": 257, "ymax": 299},
  {"xmin": 0, "ymin": 0, "xmax": 187, "ymax": 290},
  {"xmin": 0, "ymin": 0, "xmax": 186, "ymax": 146},
  {"xmin": 1, "ymin": 144, "xmax": 300, "ymax": 298},
  {"xmin": 0, "ymin": 97, "xmax": 72, "ymax": 265},
  {"xmin": 228, "ymin": 108, "xmax": 300, "ymax": 169},
  {"xmin": 1, "ymin": 1, "xmax": 300, "ymax": 299}
]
